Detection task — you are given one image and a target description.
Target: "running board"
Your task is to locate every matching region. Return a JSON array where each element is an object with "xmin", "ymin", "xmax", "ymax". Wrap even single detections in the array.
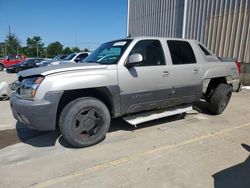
[{"xmin": 123, "ymin": 106, "xmax": 192, "ymax": 126}]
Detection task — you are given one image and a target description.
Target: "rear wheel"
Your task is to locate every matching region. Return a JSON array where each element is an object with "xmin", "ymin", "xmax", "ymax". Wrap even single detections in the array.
[
  {"xmin": 208, "ymin": 83, "xmax": 233, "ymax": 115},
  {"xmin": 236, "ymin": 83, "xmax": 242, "ymax": 92},
  {"xmin": 0, "ymin": 64, "xmax": 4, "ymax": 71},
  {"xmin": 59, "ymin": 97, "xmax": 111, "ymax": 148}
]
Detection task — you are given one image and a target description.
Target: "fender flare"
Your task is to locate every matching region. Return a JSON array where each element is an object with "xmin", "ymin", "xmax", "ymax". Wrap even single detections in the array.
[{"xmin": 202, "ymin": 76, "xmax": 234, "ymax": 94}]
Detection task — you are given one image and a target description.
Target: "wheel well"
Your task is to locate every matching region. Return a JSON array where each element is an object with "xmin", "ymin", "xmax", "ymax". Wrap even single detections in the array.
[
  {"xmin": 56, "ymin": 88, "xmax": 114, "ymax": 126},
  {"xmin": 205, "ymin": 77, "xmax": 227, "ymax": 98}
]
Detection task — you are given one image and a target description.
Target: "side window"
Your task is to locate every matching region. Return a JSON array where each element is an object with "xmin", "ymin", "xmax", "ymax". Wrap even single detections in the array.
[
  {"xmin": 199, "ymin": 44, "xmax": 211, "ymax": 56},
  {"xmin": 130, "ymin": 40, "xmax": 165, "ymax": 66},
  {"xmin": 8, "ymin": 56, "xmax": 16, "ymax": 60},
  {"xmin": 167, "ymin": 40, "xmax": 196, "ymax": 65},
  {"xmin": 77, "ymin": 53, "xmax": 89, "ymax": 60},
  {"xmin": 16, "ymin": 55, "xmax": 22, "ymax": 59}
]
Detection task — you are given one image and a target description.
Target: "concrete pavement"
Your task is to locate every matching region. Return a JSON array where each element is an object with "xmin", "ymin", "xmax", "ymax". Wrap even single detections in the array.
[
  {"xmin": 0, "ymin": 71, "xmax": 17, "ymax": 130},
  {"xmin": 0, "ymin": 71, "xmax": 250, "ymax": 188}
]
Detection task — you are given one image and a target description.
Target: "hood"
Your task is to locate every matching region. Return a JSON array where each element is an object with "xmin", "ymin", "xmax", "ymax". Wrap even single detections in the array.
[
  {"xmin": 49, "ymin": 60, "xmax": 74, "ymax": 65},
  {"xmin": 48, "ymin": 60, "xmax": 72, "ymax": 65},
  {"xmin": 18, "ymin": 63, "xmax": 108, "ymax": 77},
  {"xmin": 58, "ymin": 61, "xmax": 74, "ymax": 64}
]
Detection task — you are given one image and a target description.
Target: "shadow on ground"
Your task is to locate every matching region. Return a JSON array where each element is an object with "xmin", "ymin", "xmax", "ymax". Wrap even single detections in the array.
[
  {"xmin": 213, "ymin": 143, "xmax": 250, "ymax": 188},
  {"xmin": 16, "ymin": 122, "xmax": 61, "ymax": 147},
  {"xmin": 0, "ymin": 123, "xmax": 61, "ymax": 149},
  {"xmin": 0, "ymin": 113, "xmax": 186, "ymax": 149},
  {"xmin": 59, "ymin": 114, "xmax": 186, "ymax": 148},
  {"xmin": 193, "ymin": 100, "xmax": 214, "ymax": 115}
]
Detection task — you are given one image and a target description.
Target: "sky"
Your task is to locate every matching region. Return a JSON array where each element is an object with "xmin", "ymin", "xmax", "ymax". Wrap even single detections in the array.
[{"xmin": 0, "ymin": 0, "xmax": 128, "ymax": 50}]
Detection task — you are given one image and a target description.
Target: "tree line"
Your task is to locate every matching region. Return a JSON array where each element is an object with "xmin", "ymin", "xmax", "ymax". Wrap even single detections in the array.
[{"xmin": 0, "ymin": 33, "xmax": 90, "ymax": 58}]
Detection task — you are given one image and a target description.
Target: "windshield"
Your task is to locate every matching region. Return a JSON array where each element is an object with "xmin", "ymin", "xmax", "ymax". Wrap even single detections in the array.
[
  {"xmin": 83, "ymin": 39, "xmax": 132, "ymax": 64},
  {"xmin": 17, "ymin": 61, "xmax": 26, "ymax": 65},
  {"xmin": 52, "ymin": 55, "xmax": 61, "ymax": 60},
  {"xmin": 24, "ymin": 59, "xmax": 33, "ymax": 63},
  {"xmin": 22, "ymin": 59, "xmax": 38, "ymax": 64},
  {"xmin": 64, "ymin": 53, "xmax": 76, "ymax": 60}
]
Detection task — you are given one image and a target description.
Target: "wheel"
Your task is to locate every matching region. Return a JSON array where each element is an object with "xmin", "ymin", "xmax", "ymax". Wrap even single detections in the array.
[
  {"xmin": 15, "ymin": 67, "xmax": 22, "ymax": 73},
  {"xmin": 236, "ymin": 83, "xmax": 242, "ymax": 92},
  {"xmin": 208, "ymin": 83, "xmax": 233, "ymax": 115},
  {"xmin": 59, "ymin": 97, "xmax": 111, "ymax": 148},
  {"xmin": 0, "ymin": 64, "xmax": 4, "ymax": 71}
]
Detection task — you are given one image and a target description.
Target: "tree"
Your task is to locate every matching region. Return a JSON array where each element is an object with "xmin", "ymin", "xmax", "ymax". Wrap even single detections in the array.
[
  {"xmin": 5, "ymin": 33, "xmax": 21, "ymax": 55},
  {"xmin": 0, "ymin": 42, "xmax": 6, "ymax": 57},
  {"xmin": 47, "ymin": 41, "xmax": 63, "ymax": 58},
  {"xmin": 62, "ymin": 47, "xmax": 72, "ymax": 54},
  {"xmin": 71, "ymin": 47, "xmax": 80, "ymax": 52},
  {"xmin": 20, "ymin": 46, "xmax": 28, "ymax": 56},
  {"xmin": 83, "ymin": 48, "xmax": 90, "ymax": 52},
  {"xmin": 26, "ymin": 36, "xmax": 44, "ymax": 57}
]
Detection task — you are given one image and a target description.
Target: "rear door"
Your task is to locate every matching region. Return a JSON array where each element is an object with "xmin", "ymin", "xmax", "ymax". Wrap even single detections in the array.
[
  {"xmin": 166, "ymin": 40, "xmax": 202, "ymax": 106},
  {"xmin": 118, "ymin": 39, "xmax": 172, "ymax": 114}
]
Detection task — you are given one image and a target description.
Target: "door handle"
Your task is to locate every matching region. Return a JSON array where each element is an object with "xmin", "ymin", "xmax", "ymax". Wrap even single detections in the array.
[
  {"xmin": 162, "ymin": 71, "xmax": 170, "ymax": 77},
  {"xmin": 193, "ymin": 69, "xmax": 199, "ymax": 74}
]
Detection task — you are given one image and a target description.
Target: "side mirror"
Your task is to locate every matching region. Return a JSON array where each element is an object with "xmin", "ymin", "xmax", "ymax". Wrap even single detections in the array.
[{"xmin": 125, "ymin": 53, "xmax": 143, "ymax": 68}]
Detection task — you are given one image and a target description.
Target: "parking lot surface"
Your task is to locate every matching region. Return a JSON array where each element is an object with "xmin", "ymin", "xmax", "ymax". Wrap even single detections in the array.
[{"xmin": 0, "ymin": 71, "xmax": 250, "ymax": 188}]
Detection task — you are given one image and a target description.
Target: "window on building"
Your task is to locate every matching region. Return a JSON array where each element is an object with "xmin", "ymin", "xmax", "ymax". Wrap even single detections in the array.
[
  {"xmin": 130, "ymin": 40, "xmax": 166, "ymax": 66},
  {"xmin": 198, "ymin": 44, "xmax": 211, "ymax": 56},
  {"xmin": 167, "ymin": 40, "xmax": 196, "ymax": 65}
]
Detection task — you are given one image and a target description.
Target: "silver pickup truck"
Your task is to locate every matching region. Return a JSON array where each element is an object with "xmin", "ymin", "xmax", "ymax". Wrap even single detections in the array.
[{"xmin": 10, "ymin": 37, "xmax": 240, "ymax": 147}]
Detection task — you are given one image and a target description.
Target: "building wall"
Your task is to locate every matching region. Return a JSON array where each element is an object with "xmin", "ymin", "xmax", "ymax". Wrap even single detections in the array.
[
  {"xmin": 128, "ymin": 0, "xmax": 250, "ymax": 63},
  {"xmin": 128, "ymin": 0, "xmax": 185, "ymax": 37}
]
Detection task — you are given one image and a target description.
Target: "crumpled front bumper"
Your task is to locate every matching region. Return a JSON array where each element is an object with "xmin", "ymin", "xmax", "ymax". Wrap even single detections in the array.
[{"xmin": 10, "ymin": 91, "xmax": 63, "ymax": 131}]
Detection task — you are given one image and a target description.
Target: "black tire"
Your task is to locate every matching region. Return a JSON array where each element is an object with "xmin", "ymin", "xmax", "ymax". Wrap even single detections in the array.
[
  {"xmin": 15, "ymin": 67, "xmax": 22, "ymax": 73},
  {"xmin": 59, "ymin": 97, "xmax": 111, "ymax": 148},
  {"xmin": 236, "ymin": 83, "xmax": 242, "ymax": 92},
  {"xmin": 208, "ymin": 83, "xmax": 233, "ymax": 115},
  {"xmin": 0, "ymin": 64, "xmax": 4, "ymax": 71}
]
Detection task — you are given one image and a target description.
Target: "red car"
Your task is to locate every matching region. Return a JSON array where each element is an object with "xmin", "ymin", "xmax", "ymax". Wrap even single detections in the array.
[{"xmin": 0, "ymin": 54, "xmax": 26, "ymax": 71}]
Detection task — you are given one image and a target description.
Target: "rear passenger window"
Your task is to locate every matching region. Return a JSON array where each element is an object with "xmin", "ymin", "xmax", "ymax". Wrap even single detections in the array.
[
  {"xmin": 130, "ymin": 40, "xmax": 165, "ymax": 66},
  {"xmin": 167, "ymin": 40, "xmax": 196, "ymax": 65}
]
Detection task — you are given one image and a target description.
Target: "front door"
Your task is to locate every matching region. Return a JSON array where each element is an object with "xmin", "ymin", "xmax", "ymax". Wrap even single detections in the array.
[{"xmin": 118, "ymin": 40, "xmax": 172, "ymax": 114}]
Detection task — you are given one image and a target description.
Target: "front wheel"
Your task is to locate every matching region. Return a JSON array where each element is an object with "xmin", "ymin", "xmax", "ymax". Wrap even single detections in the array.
[
  {"xmin": 59, "ymin": 97, "xmax": 111, "ymax": 148},
  {"xmin": 208, "ymin": 83, "xmax": 233, "ymax": 115}
]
